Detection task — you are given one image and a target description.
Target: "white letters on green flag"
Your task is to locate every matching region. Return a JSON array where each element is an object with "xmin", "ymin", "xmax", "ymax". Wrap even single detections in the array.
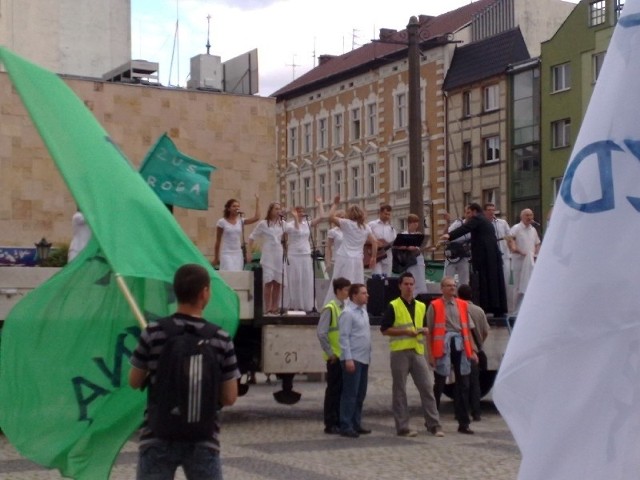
[
  {"xmin": 0, "ymin": 47, "xmax": 239, "ymax": 479},
  {"xmin": 493, "ymin": 2, "xmax": 640, "ymax": 479},
  {"xmin": 140, "ymin": 133, "xmax": 216, "ymax": 210}
]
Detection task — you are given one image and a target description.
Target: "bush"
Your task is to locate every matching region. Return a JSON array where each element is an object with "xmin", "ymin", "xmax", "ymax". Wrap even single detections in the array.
[{"xmin": 41, "ymin": 244, "xmax": 69, "ymax": 267}]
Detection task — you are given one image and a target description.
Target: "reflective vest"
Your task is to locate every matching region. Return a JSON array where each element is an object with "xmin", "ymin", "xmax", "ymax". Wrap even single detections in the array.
[
  {"xmin": 322, "ymin": 300, "xmax": 342, "ymax": 360},
  {"xmin": 430, "ymin": 297, "xmax": 473, "ymax": 359},
  {"xmin": 389, "ymin": 298, "xmax": 426, "ymax": 355}
]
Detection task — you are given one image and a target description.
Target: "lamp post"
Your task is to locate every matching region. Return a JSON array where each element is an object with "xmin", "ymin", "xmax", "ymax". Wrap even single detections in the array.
[{"xmin": 35, "ymin": 237, "xmax": 52, "ymax": 266}]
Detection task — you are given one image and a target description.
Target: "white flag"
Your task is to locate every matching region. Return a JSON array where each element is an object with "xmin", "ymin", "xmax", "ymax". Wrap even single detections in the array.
[{"xmin": 493, "ymin": 2, "xmax": 640, "ymax": 479}]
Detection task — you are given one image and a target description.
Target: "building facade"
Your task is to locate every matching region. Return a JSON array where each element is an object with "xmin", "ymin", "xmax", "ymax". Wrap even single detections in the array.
[
  {"xmin": 0, "ymin": 74, "xmax": 276, "ymax": 256},
  {"xmin": 0, "ymin": 0, "xmax": 131, "ymax": 79},
  {"xmin": 540, "ymin": 0, "xmax": 623, "ymax": 223}
]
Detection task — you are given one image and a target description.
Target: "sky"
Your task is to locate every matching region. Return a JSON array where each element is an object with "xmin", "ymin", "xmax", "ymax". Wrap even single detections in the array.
[{"xmin": 131, "ymin": 0, "xmax": 578, "ymax": 97}]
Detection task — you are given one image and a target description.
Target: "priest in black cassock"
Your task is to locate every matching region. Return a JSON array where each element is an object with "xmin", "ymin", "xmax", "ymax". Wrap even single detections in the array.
[{"xmin": 441, "ymin": 203, "xmax": 507, "ymax": 317}]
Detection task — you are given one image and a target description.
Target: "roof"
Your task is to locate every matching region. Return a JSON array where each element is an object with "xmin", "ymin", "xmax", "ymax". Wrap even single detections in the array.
[
  {"xmin": 443, "ymin": 27, "xmax": 530, "ymax": 91},
  {"xmin": 271, "ymin": 0, "xmax": 497, "ymax": 99}
]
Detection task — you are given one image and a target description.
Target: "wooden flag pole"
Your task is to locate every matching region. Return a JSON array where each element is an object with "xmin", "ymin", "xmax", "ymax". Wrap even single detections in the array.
[{"xmin": 115, "ymin": 274, "xmax": 147, "ymax": 329}]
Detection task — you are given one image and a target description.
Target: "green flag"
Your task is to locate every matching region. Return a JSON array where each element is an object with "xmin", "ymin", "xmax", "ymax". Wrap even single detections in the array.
[
  {"xmin": 140, "ymin": 133, "xmax": 216, "ymax": 210},
  {"xmin": 0, "ymin": 47, "xmax": 239, "ymax": 479}
]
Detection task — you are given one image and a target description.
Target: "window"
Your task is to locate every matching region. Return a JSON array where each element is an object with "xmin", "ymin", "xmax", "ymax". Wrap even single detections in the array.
[
  {"xmin": 333, "ymin": 113, "xmax": 343, "ymax": 146},
  {"xmin": 288, "ymin": 126, "xmax": 298, "ymax": 157},
  {"xmin": 462, "ymin": 141, "xmax": 472, "ymax": 168},
  {"xmin": 318, "ymin": 118, "xmax": 327, "ymax": 149},
  {"xmin": 552, "ymin": 119, "xmax": 571, "ymax": 148},
  {"xmin": 593, "ymin": 52, "xmax": 605, "ymax": 82},
  {"xmin": 366, "ymin": 103, "xmax": 377, "ymax": 136},
  {"xmin": 350, "ymin": 166, "xmax": 360, "ymax": 198},
  {"xmin": 397, "ymin": 155, "xmax": 409, "ymax": 189},
  {"xmin": 302, "ymin": 177, "xmax": 311, "ymax": 206},
  {"xmin": 367, "ymin": 162, "xmax": 377, "ymax": 195},
  {"xmin": 463, "ymin": 192, "xmax": 472, "ymax": 207},
  {"xmin": 351, "ymin": 108, "xmax": 361, "ymax": 141},
  {"xmin": 318, "ymin": 173, "xmax": 327, "ymax": 200},
  {"xmin": 333, "ymin": 170, "xmax": 343, "ymax": 196},
  {"xmin": 396, "ymin": 92, "xmax": 407, "ymax": 128},
  {"xmin": 303, "ymin": 123, "xmax": 312, "ymax": 154},
  {"xmin": 589, "ymin": 1, "xmax": 606, "ymax": 26},
  {"xmin": 483, "ymin": 188, "xmax": 497, "ymax": 206},
  {"xmin": 462, "ymin": 90, "xmax": 471, "ymax": 117},
  {"xmin": 552, "ymin": 63, "xmax": 571, "ymax": 92},
  {"xmin": 484, "ymin": 136, "xmax": 500, "ymax": 163},
  {"xmin": 616, "ymin": 0, "xmax": 625, "ymax": 19},
  {"xmin": 552, "ymin": 176, "xmax": 564, "ymax": 204},
  {"xmin": 288, "ymin": 179, "xmax": 297, "ymax": 206},
  {"xmin": 483, "ymin": 84, "xmax": 499, "ymax": 112}
]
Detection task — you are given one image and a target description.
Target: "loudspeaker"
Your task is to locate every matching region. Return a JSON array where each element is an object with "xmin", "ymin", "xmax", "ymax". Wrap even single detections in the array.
[{"xmin": 366, "ymin": 277, "xmax": 400, "ymax": 316}]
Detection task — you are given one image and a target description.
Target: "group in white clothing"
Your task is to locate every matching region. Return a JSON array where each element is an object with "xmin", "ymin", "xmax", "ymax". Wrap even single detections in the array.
[{"xmin": 214, "ymin": 195, "xmax": 260, "ymax": 271}]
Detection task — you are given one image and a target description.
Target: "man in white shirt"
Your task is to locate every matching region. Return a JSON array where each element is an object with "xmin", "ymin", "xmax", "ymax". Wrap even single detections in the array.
[
  {"xmin": 368, "ymin": 205, "xmax": 396, "ymax": 278},
  {"xmin": 508, "ymin": 208, "xmax": 541, "ymax": 311},
  {"xmin": 484, "ymin": 203, "xmax": 512, "ymax": 312}
]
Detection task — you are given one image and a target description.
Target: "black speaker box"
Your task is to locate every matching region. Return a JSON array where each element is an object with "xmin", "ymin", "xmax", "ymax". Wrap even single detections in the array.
[{"xmin": 366, "ymin": 277, "xmax": 400, "ymax": 316}]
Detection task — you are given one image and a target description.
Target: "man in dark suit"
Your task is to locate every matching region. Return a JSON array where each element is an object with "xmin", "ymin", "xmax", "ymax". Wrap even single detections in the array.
[{"xmin": 440, "ymin": 203, "xmax": 507, "ymax": 316}]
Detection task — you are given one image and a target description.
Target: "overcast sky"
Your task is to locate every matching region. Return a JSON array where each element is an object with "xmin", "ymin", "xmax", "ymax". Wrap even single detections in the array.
[{"xmin": 131, "ymin": 0, "xmax": 578, "ymax": 97}]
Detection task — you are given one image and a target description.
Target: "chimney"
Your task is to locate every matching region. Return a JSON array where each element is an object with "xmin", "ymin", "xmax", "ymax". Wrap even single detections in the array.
[
  {"xmin": 379, "ymin": 28, "xmax": 397, "ymax": 41},
  {"xmin": 318, "ymin": 54, "xmax": 336, "ymax": 66}
]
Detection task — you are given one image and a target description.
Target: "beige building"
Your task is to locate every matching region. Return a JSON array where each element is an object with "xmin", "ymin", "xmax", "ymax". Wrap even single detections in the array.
[
  {"xmin": 0, "ymin": 73, "xmax": 276, "ymax": 257},
  {"xmin": 273, "ymin": 2, "xmax": 497, "ymax": 246},
  {"xmin": 0, "ymin": 0, "xmax": 131, "ymax": 79}
]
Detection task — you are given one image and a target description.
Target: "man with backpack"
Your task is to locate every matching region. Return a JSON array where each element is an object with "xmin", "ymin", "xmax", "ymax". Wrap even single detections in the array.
[{"xmin": 129, "ymin": 263, "xmax": 240, "ymax": 480}]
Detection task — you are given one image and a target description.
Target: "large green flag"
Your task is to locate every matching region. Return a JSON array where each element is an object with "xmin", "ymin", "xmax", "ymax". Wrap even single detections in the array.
[
  {"xmin": 140, "ymin": 133, "xmax": 216, "ymax": 210},
  {"xmin": 0, "ymin": 47, "xmax": 239, "ymax": 479}
]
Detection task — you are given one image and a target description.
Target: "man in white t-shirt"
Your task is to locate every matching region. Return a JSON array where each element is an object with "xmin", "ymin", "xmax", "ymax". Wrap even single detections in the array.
[
  {"xmin": 508, "ymin": 208, "xmax": 541, "ymax": 311},
  {"xmin": 368, "ymin": 205, "xmax": 396, "ymax": 277}
]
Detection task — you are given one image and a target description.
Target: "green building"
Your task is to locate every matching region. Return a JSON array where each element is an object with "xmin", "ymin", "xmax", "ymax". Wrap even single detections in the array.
[{"xmin": 540, "ymin": 0, "xmax": 624, "ymax": 225}]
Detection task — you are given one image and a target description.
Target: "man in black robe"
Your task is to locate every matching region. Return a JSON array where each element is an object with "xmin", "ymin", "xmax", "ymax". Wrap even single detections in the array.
[{"xmin": 440, "ymin": 203, "xmax": 507, "ymax": 316}]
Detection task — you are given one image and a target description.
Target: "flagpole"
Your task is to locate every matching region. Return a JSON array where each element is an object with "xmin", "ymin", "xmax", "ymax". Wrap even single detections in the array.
[{"xmin": 115, "ymin": 274, "xmax": 147, "ymax": 329}]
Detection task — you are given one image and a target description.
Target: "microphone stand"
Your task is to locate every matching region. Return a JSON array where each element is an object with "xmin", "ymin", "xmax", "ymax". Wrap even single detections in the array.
[
  {"xmin": 279, "ymin": 216, "xmax": 289, "ymax": 315},
  {"xmin": 305, "ymin": 215, "xmax": 319, "ymax": 313},
  {"xmin": 240, "ymin": 212, "xmax": 247, "ymax": 269}
]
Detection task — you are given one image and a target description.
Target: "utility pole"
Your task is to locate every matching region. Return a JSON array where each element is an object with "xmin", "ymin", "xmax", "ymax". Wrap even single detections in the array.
[{"xmin": 407, "ymin": 16, "xmax": 425, "ymax": 232}]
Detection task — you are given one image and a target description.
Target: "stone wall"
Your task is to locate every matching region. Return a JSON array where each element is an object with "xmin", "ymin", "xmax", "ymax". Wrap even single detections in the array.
[{"xmin": 0, "ymin": 73, "xmax": 277, "ymax": 259}]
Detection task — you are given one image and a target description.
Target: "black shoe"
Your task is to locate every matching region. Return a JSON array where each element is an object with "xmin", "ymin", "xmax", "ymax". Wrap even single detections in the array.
[
  {"xmin": 458, "ymin": 425, "xmax": 474, "ymax": 434},
  {"xmin": 472, "ymin": 414, "xmax": 482, "ymax": 422},
  {"xmin": 324, "ymin": 426, "xmax": 340, "ymax": 434},
  {"xmin": 355, "ymin": 427, "xmax": 372, "ymax": 434},
  {"xmin": 340, "ymin": 430, "xmax": 360, "ymax": 438}
]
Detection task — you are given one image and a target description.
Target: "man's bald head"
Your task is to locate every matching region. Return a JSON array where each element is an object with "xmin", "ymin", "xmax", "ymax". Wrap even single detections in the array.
[{"xmin": 520, "ymin": 209, "xmax": 534, "ymax": 225}]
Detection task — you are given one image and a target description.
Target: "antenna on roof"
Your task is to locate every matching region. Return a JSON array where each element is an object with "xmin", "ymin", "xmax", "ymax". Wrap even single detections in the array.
[
  {"xmin": 285, "ymin": 54, "xmax": 300, "ymax": 80},
  {"xmin": 206, "ymin": 14, "xmax": 211, "ymax": 55},
  {"xmin": 312, "ymin": 37, "xmax": 317, "ymax": 68},
  {"xmin": 352, "ymin": 29, "xmax": 361, "ymax": 50},
  {"xmin": 168, "ymin": 0, "xmax": 180, "ymax": 86}
]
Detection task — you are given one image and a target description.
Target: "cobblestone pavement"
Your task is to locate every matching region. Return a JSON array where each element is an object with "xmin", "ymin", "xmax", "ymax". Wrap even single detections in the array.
[{"xmin": 0, "ymin": 373, "xmax": 521, "ymax": 479}]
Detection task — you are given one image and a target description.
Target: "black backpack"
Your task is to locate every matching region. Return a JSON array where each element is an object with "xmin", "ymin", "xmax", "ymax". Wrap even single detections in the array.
[{"xmin": 148, "ymin": 316, "xmax": 222, "ymax": 441}]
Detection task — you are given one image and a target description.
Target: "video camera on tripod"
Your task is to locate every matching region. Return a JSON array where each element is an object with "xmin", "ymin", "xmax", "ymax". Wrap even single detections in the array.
[{"xmin": 444, "ymin": 240, "xmax": 471, "ymax": 263}]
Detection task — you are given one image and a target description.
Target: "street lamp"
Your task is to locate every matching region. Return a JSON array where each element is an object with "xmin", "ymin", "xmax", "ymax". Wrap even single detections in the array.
[
  {"xmin": 407, "ymin": 16, "xmax": 424, "ymax": 232},
  {"xmin": 35, "ymin": 237, "xmax": 52, "ymax": 266}
]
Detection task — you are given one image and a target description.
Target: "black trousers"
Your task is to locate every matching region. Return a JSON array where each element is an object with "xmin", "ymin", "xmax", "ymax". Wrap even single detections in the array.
[
  {"xmin": 433, "ymin": 338, "xmax": 471, "ymax": 427},
  {"xmin": 323, "ymin": 359, "xmax": 342, "ymax": 428}
]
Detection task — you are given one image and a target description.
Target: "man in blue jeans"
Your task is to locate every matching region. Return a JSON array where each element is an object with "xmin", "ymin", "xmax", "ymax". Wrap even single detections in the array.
[
  {"xmin": 129, "ymin": 264, "xmax": 240, "ymax": 479},
  {"xmin": 338, "ymin": 283, "xmax": 372, "ymax": 438}
]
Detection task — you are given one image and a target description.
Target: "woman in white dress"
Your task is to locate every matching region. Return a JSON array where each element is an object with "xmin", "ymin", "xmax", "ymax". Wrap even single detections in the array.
[
  {"xmin": 324, "ymin": 210, "xmax": 345, "ymax": 275},
  {"xmin": 402, "ymin": 213, "xmax": 428, "ymax": 296},
  {"xmin": 286, "ymin": 197, "xmax": 325, "ymax": 312},
  {"xmin": 214, "ymin": 195, "xmax": 260, "ymax": 271},
  {"xmin": 323, "ymin": 196, "xmax": 377, "ymax": 305},
  {"xmin": 247, "ymin": 202, "xmax": 287, "ymax": 315},
  {"xmin": 68, "ymin": 209, "xmax": 92, "ymax": 262}
]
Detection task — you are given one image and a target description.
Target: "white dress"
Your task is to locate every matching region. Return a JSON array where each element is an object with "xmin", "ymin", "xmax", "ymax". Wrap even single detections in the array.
[
  {"xmin": 509, "ymin": 222, "xmax": 541, "ymax": 295},
  {"xmin": 286, "ymin": 220, "xmax": 315, "ymax": 311},
  {"xmin": 402, "ymin": 230, "xmax": 428, "ymax": 296},
  {"xmin": 323, "ymin": 218, "xmax": 372, "ymax": 305},
  {"xmin": 216, "ymin": 217, "xmax": 245, "ymax": 271},
  {"xmin": 249, "ymin": 220, "xmax": 287, "ymax": 285},
  {"xmin": 327, "ymin": 226, "xmax": 344, "ymax": 262},
  {"xmin": 68, "ymin": 212, "xmax": 92, "ymax": 262}
]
